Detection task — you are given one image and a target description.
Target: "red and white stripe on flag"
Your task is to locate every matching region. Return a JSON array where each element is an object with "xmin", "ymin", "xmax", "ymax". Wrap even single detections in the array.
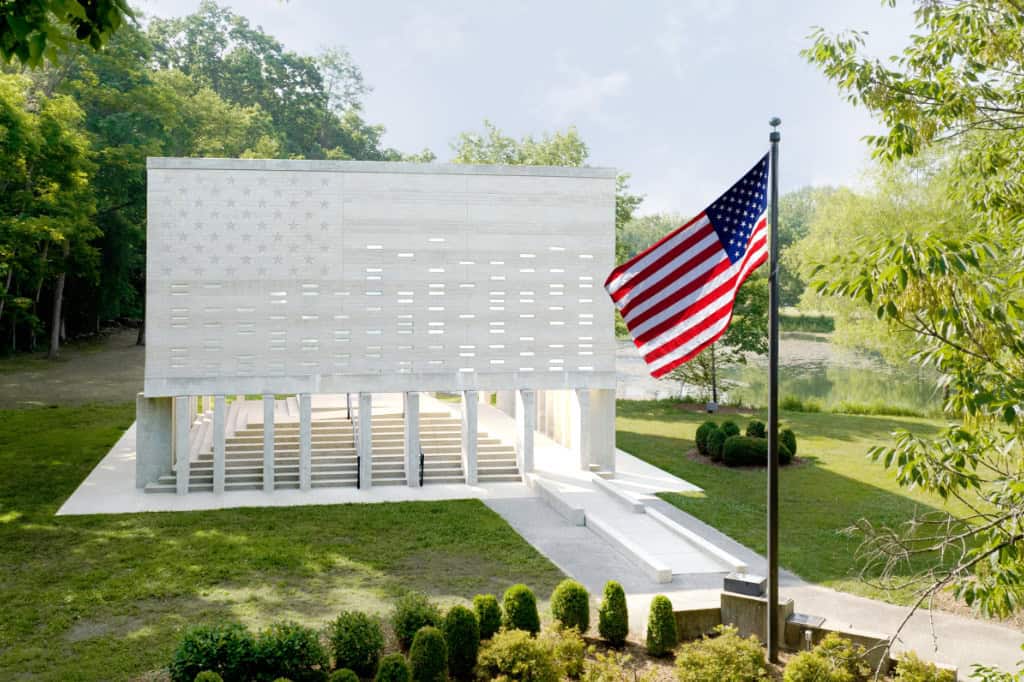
[{"xmin": 605, "ymin": 154, "xmax": 770, "ymax": 378}]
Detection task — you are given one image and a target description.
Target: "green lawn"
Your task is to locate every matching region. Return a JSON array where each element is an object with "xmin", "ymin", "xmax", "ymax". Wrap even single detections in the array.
[
  {"xmin": 616, "ymin": 399, "xmax": 966, "ymax": 604},
  {"xmin": 0, "ymin": 404, "xmax": 564, "ymax": 681}
]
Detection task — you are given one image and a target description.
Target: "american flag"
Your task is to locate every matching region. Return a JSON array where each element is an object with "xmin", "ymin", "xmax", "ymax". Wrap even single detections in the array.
[{"xmin": 605, "ymin": 154, "xmax": 770, "ymax": 378}]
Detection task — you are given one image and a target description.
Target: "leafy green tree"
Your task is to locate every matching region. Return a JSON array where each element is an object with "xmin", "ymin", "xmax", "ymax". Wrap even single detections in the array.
[
  {"xmin": 0, "ymin": 0, "xmax": 133, "ymax": 67},
  {"xmin": 777, "ymin": 186, "xmax": 835, "ymax": 307}
]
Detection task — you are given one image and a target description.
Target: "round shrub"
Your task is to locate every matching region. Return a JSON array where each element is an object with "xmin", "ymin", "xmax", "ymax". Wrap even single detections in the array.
[
  {"xmin": 783, "ymin": 651, "xmax": 853, "ymax": 682},
  {"xmin": 597, "ymin": 580, "xmax": 628, "ymax": 647},
  {"xmin": 409, "ymin": 626, "xmax": 447, "ymax": 682},
  {"xmin": 502, "ymin": 583, "xmax": 540, "ymax": 635},
  {"xmin": 375, "ymin": 653, "xmax": 411, "ymax": 682},
  {"xmin": 442, "ymin": 605, "xmax": 480, "ymax": 680},
  {"xmin": 477, "ymin": 628, "xmax": 560, "ymax": 682},
  {"xmin": 675, "ymin": 625, "xmax": 767, "ymax": 682},
  {"xmin": 707, "ymin": 427, "xmax": 728, "ymax": 461},
  {"xmin": 781, "ymin": 427, "xmax": 798, "ymax": 457},
  {"xmin": 327, "ymin": 670, "xmax": 360, "ymax": 682},
  {"xmin": 540, "ymin": 627, "xmax": 585, "ymax": 679},
  {"xmin": 255, "ymin": 621, "xmax": 330, "ymax": 682},
  {"xmin": 894, "ymin": 651, "xmax": 955, "ymax": 682},
  {"xmin": 746, "ymin": 420, "xmax": 766, "ymax": 438},
  {"xmin": 720, "ymin": 420, "xmax": 740, "ymax": 438},
  {"xmin": 550, "ymin": 579, "xmax": 590, "ymax": 633},
  {"xmin": 194, "ymin": 673, "xmax": 224, "ymax": 682},
  {"xmin": 722, "ymin": 435, "xmax": 793, "ymax": 467},
  {"xmin": 644, "ymin": 595, "xmax": 678, "ymax": 657},
  {"xmin": 327, "ymin": 610, "xmax": 384, "ymax": 678},
  {"xmin": 169, "ymin": 621, "xmax": 256, "ymax": 682},
  {"xmin": 813, "ymin": 633, "xmax": 870, "ymax": 680},
  {"xmin": 392, "ymin": 592, "xmax": 442, "ymax": 650},
  {"xmin": 695, "ymin": 421, "xmax": 719, "ymax": 455},
  {"xmin": 472, "ymin": 593, "xmax": 502, "ymax": 640}
]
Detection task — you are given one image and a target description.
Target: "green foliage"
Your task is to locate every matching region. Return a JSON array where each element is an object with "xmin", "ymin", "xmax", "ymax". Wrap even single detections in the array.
[
  {"xmin": 722, "ymin": 435, "xmax": 793, "ymax": 467},
  {"xmin": 780, "ymin": 312, "xmax": 834, "ymax": 333},
  {"xmin": 0, "ymin": 0, "xmax": 132, "ymax": 66},
  {"xmin": 893, "ymin": 652, "xmax": 955, "ymax": 682},
  {"xmin": 502, "ymin": 583, "xmax": 541, "ymax": 635},
  {"xmin": 194, "ymin": 672, "xmax": 225, "ymax": 682},
  {"xmin": 254, "ymin": 621, "xmax": 330, "ymax": 682},
  {"xmin": 473, "ymin": 594, "xmax": 502, "ymax": 640},
  {"xmin": 781, "ymin": 396, "xmax": 822, "ymax": 413},
  {"xmin": 808, "ymin": 633, "xmax": 870, "ymax": 680},
  {"xmin": 783, "ymin": 651, "xmax": 854, "ymax": 682},
  {"xmin": 780, "ymin": 428, "xmax": 797, "ymax": 458},
  {"xmin": 327, "ymin": 670, "xmax": 359, "ymax": 682},
  {"xmin": 597, "ymin": 580, "xmax": 629, "ymax": 647},
  {"xmin": 538, "ymin": 627, "xmax": 586, "ymax": 679},
  {"xmin": 408, "ymin": 626, "xmax": 447, "ymax": 682},
  {"xmin": 374, "ymin": 653, "xmax": 412, "ymax": 682},
  {"xmin": 392, "ymin": 592, "xmax": 442, "ymax": 650},
  {"xmin": 442, "ymin": 605, "xmax": 479, "ymax": 680},
  {"xmin": 674, "ymin": 625, "xmax": 767, "ymax": 682},
  {"xmin": 644, "ymin": 595, "xmax": 677, "ymax": 657},
  {"xmin": 169, "ymin": 622, "xmax": 256, "ymax": 682},
  {"xmin": 695, "ymin": 421, "xmax": 718, "ymax": 456},
  {"xmin": 326, "ymin": 610, "xmax": 384, "ymax": 678},
  {"xmin": 746, "ymin": 420, "xmax": 766, "ymax": 438},
  {"xmin": 706, "ymin": 427, "xmax": 728, "ymax": 462},
  {"xmin": 720, "ymin": 421, "xmax": 740, "ymax": 438},
  {"xmin": 550, "ymin": 579, "xmax": 590, "ymax": 633},
  {"xmin": 477, "ymin": 628, "xmax": 560, "ymax": 682}
]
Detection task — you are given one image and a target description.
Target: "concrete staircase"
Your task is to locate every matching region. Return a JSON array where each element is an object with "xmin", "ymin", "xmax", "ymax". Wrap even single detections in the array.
[{"xmin": 144, "ymin": 403, "xmax": 520, "ymax": 493}]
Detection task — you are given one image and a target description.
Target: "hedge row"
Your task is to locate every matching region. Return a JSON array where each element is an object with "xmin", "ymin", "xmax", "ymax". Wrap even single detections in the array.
[{"xmin": 695, "ymin": 419, "xmax": 798, "ymax": 466}]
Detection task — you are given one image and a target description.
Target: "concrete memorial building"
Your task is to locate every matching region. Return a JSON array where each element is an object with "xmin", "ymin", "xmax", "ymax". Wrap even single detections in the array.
[{"xmin": 136, "ymin": 157, "xmax": 618, "ymax": 494}]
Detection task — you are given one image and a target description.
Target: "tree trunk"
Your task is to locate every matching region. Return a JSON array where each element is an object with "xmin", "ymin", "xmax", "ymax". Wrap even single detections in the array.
[
  {"xmin": 710, "ymin": 343, "xmax": 718, "ymax": 404},
  {"xmin": 0, "ymin": 266, "xmax": 12, "ymax": 326},
  {"xmin": 47, "ymin": 242, "xmax": 70, "ymax": 360},
  {"xmin": 136, "ymin": 317, "xmax": 145, "ymax": 346}
]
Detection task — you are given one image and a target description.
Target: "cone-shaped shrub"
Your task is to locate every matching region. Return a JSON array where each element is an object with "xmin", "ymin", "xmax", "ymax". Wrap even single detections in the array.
[
  {"xmin": 502, "ymin": 583, "xmax": 540, "ymax": 635},
  {"xmin": 780, "ymin": 427, "xmax": 798, "ymax": 457},
  {"xmin": 328, "ymin": 669, "xmax": 359, "ymax": 682},
  {"xmin": 442, "ymin": 605, "xmax": 480, "ymax": 680},
  {"xmin": 550, "ymin": 579, "xmax": 590, "ymax": 633},
  {"xmin": 695, "ymin": 421, "xmax": 718, "ymax": 455},
  {"xmin": 392, "ymin": 592, "xmax": 442, "ymax": 650},
  {"xmin": 169, "ymin": 622, "xmax": 255, "ymax": 682},
  {"xmin": 597, "ymin": 580, "xmax": 628, "ymax": 647},
  {"xmin": 409, "ymin": 626, "xmax": 447, "ymax": 682},
  {"xmin": 472, "ymin": 594, "xmax": 502, "ymax": 640},
  {"xmin": 374, "ymin": 653, "xmax": 411, "ymax": 682},
  {"xmin": 254, "ymin": 620, "xmax": 330, "ymax": 682},
  {"xmin": 645, "ymin": 595, "xmax": 678, "ymax": 657},
  {"xmin": 707, "ymin": 428, "xmax": 728, "ymax": 461},
  {"xmin": 327, "ymin": 610, "xmax": 384, "ymax": 678}
]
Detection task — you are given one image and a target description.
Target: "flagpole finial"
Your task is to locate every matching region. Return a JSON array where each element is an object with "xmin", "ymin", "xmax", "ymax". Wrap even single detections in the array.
[
  {"xmin": 769, "ymin": 116, "xmax": 781, "ymax": 127},
  {"xmin": 769, "ymin": 117, "xmax": 781, "ymax": 142}
]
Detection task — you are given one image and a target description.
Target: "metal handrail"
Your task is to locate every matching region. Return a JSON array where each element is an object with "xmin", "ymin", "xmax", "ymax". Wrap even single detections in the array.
[{"xmin": 419, "ymin": 446, "xmax": 425, "ymax": 487}]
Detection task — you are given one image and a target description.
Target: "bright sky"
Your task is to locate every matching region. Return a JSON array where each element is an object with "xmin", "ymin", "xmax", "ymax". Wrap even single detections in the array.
[{"xmin": 138, "ymin": 0, "xmax": 917, "ymax": 216}]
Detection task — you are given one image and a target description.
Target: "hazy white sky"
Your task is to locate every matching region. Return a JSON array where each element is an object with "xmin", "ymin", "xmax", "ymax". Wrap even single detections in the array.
[{"xmin": 138, "ymin": 0, "xmax": 918, "ymax": 216}]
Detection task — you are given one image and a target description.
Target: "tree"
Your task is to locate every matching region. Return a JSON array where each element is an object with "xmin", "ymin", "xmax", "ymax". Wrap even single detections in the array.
[
  {"xmin": 777, "ymin": 186, "xmax": 835, "ymax": 307},
  {"xmin": 804, "ymin": 0, "xmax": 1024, "ymax": 639},
  {"xmin": 0, "ymin": 0, "xmax": 133, "ymax": 67}
]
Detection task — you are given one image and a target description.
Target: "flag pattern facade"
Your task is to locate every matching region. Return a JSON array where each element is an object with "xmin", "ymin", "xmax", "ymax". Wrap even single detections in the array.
[{"xmin": 605, "ymin": 154, "xmax": 770, "ymax": 378}]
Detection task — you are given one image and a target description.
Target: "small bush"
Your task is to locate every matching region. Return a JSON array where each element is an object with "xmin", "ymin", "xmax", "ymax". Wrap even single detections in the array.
[
  {"xmin": 539, "ymin": 627, "xmax": 585, "ymax": 679},
  {"xmin": 746, "ymin": 420, "xmax": 766, "ymax": 438},
  {"xmin": 721, "ymin": 435, "xmax": 793, "ymax": 466},
  {"xmin": 254, "ymin": 621, "xmax": 330, "ymax": 682},
  {"xmin": 477, "ymin": 628, "xmax": 560, "ymax": 682},
  {"xmin": 473, "ymin": 594, "xmax": 502, "ymax": 640},
  {"xmin": 707, "ymin": 428, "xmax": 728, "ymax": 461},
  {"xmin": 327, "ymin": 610, "xmax": 384, "ymax": 678},
  {"xmin": 502, "ymin": 583, "xmax": 541, "ymax": 635},
  {"xmin": 695, "ymin": 421, "xmax": 718, "ymax": 455},
  {"xmin": 442, "ymin": 605, "xmax": 479, "ymax": 680},
  {"xmin": 720, "ymin": 420, "xmax": 740, "ymax": 438},
  {"xmin": 894, "ymin": 651, "xmax": 956, "ymax": 682},
  {"xmin": 392, "ymin": 592, "xmax": 442, "ymax": 650},
  {"xmin": 550, "ymin": 579, "xmax": 590, "ymax": 633},
  {"xmin": 781, "ymin": 396, "xmax": 822, "ymax": 412},
  {"xmin": 813, "ymin": 633, "xmax": 870, "ymax": 680},
  {"xmin": 409, "ymin": 626, "xmax": 447, "ymax": 682},
  {"xmin": 327, "ymin": 670, "xmax": 359, "ymax": 682},
  {"xmin": 374, "ymin": 653, "xmax": 411, "ymax": 682},
  {"xmin": 194, "ymin": 673, "xmax": 225, "ymax": 682},
  {"xmin": 644, "ymin": 595, "xmax": 678, "ymax": 657},
  {"xmin": 780, "ymin": 427, "xmax": 798, "ymax": 457},
  {"xmin": 169, "ymin": 622, "xmax": 256, "ymax": 682},
  {"xmin": 783, "ymin": 651, "xmax": 854, "ymax": 682},
  {"xmin": 597, "ymin": 580, "xmax": 629, "ymax": 647},
  {"xmin": 675, "ymin": 625, "xmax": 767, "ymax": 682}
]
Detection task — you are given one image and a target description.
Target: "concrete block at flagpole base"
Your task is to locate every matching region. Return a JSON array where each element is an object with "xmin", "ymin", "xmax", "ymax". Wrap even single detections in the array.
[{"xmin": 724, "ymin": 572, "xmax": 767, "ymax": 597}]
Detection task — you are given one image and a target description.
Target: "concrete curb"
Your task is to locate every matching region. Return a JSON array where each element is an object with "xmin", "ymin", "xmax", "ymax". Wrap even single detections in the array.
[
  {"xmin": 591, "ymin": 473, "xmax": 645, "ymax": 513},
  {"xmin": 529, "ymin": 476, "xmax": 586, "ymax": 526},
  {"xmin": 586, "ymin": 512, "xmax": 673, "ymax": 583},
  {"xmin": 645, "ymin": 506, "xmax": 748, "ymax": 573}
]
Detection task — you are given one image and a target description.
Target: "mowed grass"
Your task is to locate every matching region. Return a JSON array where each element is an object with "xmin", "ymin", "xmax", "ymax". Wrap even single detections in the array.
[
  {"xmin": 0, "ymin": 404, "xmax": 563, "ymax": 680},
  {"xmin": 616, "ymin": 400, "xmax": 969, "ymax": 604}
]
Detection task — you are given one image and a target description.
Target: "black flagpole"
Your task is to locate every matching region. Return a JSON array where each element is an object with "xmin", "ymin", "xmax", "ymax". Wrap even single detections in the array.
[{"xmin": 767, "ymin": 117, "xmax": 782, "ymax": 663}]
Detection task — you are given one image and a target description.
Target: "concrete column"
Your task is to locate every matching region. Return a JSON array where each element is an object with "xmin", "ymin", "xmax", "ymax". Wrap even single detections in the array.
[
  {"xmin": 174, "ymin": 396, "xmax": 190, "ymax": 495},
  {"xmin": 299, "ymin": 393, "xmax": 312, "ymax": 491},
  {"xmin": 462, "ymin": 390, "xmax": 478, "ymax": 485},
  {"xmin": 590, "ymin": 389, "xmax": 617, "ymax": 473},
  {"xmin": 358, "ymin": 392, "xmax": 373, "ymax": 489},
  {"xmin": 553, "ymin": 390, "xmax": 566, "ymax": 447},
  {"xmin": 213, "ymin": 395, "xmax": 226, "ymax": 494},
  {"xmin": 263, "ymin": 394, "xmax": 275, "ymax": 492},
  {"xmin": 135, "ymin": 394, "xmax": 172, "ymax": 488},
  {"xmin": 571, "ymin": 388, "xmax": 592, "ymax": 471},
  {"xmin": 496, "ymin": 390, "xmax": 516, "ymax": 417},
  {"xmin": 515, "ymin": 389, "xmax": 535, "ymax": 476},
  {"xmin": 404, "ymin": 391, "xmax": 421, "ymax": 487},
  {"xmin": 537, "ymin": 390, "xmax": 548, "ymax": 439}
]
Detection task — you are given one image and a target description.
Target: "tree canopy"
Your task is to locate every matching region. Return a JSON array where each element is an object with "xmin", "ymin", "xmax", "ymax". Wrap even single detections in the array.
[{"xmin": 0, "ymin": 0, "xmax": 133, "ymax": 67}]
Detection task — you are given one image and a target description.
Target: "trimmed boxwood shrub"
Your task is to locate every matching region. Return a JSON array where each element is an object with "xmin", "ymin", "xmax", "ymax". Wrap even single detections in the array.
[
  {"xmin": 326, "ymin": 610, "xmax": 384, "ymax": 678},
  {"xmin": 722, "ymin": 435, "xmax": 793, "ymax": 467},
  {"xmin": 746, "ymin": 420, "xmax": 766, "ymax": 438},
  {"xmin": 597, "ymin": 580, "xmax": 628, "ymax": 647},
  {"xmin": 194, "ymin": 673, "xmax": 225, "ymax": 682},
  {"xmin": 695, "ymin": 421, "xmax": 718, "ymax": 455},
  {"xmin": 720, "ymin": 420, "xmax": 740, "ymax": 438},
  {"xmin": 374, "ymin": 653, "xmax": 411, "ymax": 682},
  {"xmin": 472, "ymin": 593, "xmax": 502, "ymax": 640},
  {"xmin": 676, "ymin": 625, "xmax": 767, "ymax": 682},
  {"xmin": 783, "ymin": 651, "xmax": 851, "ymax": 682},
  {"xmin": 409, "ymin": 626, "xmax": 447, "ymax": 682},
  {"xmin": 392, "ymin": 592, "xmax": 442, "ymax": 650},
  {"xmin": 781, "ymin": 427, "xmax": 798, "ymax": 457},
  {"xmin": 502, "ymin": 583, "xmax": 540, "ymax": 635},
  {"xmin": 550, "ymin": 579, "xmax": 589, "ymax": 632},
  {"xmin": 477, "ymin": 628, "xmax": 560, "ymax": 682},
  {"xmin": 169, "ymin": 621, "xmax": 256, "ymax": 682},
  {"xmin": 254, "ymin": 621, "xmax": 330, "ymax": 682},
  {"xmin": 442, "ymin": 605, "xmax": 479, "ymax": 680},
  {"xmin": 707, "ymin": 427, "xmax": 728, "ymax": 461},
  {"xmin": 327, "ymin": 670, "xmax": 359, "ymax": 682},
  {"xmin": 645, "ymin": 595, "xmax": 678, "ymax": 657}
]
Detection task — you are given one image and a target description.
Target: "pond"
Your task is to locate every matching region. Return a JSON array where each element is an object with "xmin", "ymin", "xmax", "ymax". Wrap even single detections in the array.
[{"xmin": 616, "ymin": 333, "xmax": 942, "ymax": 415}]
